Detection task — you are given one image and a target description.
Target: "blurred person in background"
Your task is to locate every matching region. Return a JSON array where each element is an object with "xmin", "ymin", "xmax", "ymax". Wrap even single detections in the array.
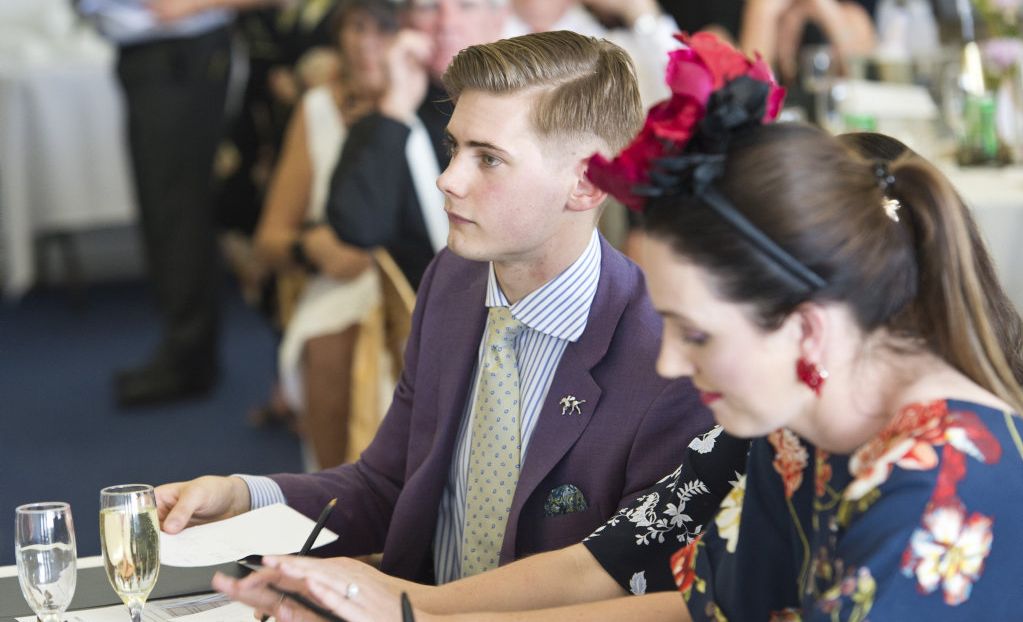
[
  {"xmin": 324, "ymin": 0, "xmax": 507, "ymax": 288},
  {"xmin": 77, "ymin": 0, "xmax": 289, "ymax": 408},
  {"xmin": 252, "ymin": 0, "xmax": 398, "ymax": 469},
  {"xmin": 740, "ymin": 0, "xmax": 877, "ymax": 83},
  {"xmin": 215, "ymin": 0, "xmax": 344, "ymax": 307},
  {"xmin": 503, "ymin": 0, "xmax": 681, "ymax": 106}
]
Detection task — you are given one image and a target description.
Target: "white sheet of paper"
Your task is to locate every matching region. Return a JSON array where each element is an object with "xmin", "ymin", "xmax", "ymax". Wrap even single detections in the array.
[
  {"xmin": 160, "ymin": 503, "xmax": 338, "ymax": 567},
  {"xmin": 17, "ymin": 594, "xmax": 254, "ymax": 622}
]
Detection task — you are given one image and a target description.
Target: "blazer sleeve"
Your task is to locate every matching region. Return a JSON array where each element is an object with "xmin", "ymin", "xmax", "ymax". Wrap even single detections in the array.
[
  {"xmin": 268, "ymin": 253, "xmax": 442, "ymax": 557},
  {"xmin": 326, "ymin": 112, "xmax": 413, "ymax": 248}
]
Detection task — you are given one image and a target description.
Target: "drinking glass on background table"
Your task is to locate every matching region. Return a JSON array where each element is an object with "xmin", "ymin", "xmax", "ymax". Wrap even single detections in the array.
[
  {"xmin": 15, "ymin": 502, "xmax": 77, "ymax": 622},
  {"xmin": 99, "ymin": 484, "xmax": 161, "ymax": 622}
]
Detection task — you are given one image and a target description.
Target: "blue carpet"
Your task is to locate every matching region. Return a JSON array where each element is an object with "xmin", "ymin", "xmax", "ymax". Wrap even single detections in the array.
[{"xmin": 0, "ymin": 280, "xmax": 303, "ymax": 565}]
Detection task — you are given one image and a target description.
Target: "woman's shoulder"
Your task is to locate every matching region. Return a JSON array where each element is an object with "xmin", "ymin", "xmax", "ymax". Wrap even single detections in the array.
[
  {"xmin": 791, "ymin": 399, "xmax": 1021, "ymax": 618},
  {"xmin": 843, "ymin": 399, "xmax": 1019, "ymax": 502}
]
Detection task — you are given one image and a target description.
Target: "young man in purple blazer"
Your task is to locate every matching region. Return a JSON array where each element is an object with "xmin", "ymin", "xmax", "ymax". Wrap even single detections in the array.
[{"xmin": 156, "ymin": 29, "xmax": 712, "ymax": 584}]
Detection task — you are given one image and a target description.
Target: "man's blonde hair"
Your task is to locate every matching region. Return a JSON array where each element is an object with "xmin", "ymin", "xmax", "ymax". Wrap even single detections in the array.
[{"xmin": 442, "ymin": 30, "xmax": 643, "ymax": 155}]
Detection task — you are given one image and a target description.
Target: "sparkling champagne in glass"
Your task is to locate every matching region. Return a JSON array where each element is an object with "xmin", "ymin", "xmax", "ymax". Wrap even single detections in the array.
[
  {"xmin": 99, "ymin": 485, "xmax": 161, "ymax": 622},
  {"xmin": 15, "ymin": 502, "xmax": 77, "ymax": 622}
]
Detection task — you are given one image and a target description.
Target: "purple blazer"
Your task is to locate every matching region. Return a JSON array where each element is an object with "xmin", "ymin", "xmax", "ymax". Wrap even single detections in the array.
[{"xmin": 270, "ymin": 237, "xmax": 711, "ymax": 583}]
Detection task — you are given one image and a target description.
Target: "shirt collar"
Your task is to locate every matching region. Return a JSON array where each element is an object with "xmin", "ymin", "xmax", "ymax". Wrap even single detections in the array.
[{"xmin": 485, "ymin": 230, "xmax": 602, "ymax": 342}]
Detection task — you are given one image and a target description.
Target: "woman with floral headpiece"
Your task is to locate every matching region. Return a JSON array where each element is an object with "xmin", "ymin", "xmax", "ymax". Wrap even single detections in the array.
[{"xmin": 212, "ymin": 32, "xmax": 1023, "ymax": 622}]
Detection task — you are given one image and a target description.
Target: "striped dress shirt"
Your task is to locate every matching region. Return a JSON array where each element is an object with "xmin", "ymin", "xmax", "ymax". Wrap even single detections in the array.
[{"xmin": 433, "ymin": 231, "xmax": 602, "ymax": 583}]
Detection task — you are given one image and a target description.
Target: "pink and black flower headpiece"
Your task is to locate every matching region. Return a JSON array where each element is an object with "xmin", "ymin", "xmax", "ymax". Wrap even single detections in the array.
[{"xmin": 587, "ymin": 33, "xmax": 827, "ymax": 291}]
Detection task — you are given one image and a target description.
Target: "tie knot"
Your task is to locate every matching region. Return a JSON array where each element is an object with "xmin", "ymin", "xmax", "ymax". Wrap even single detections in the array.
[{"xmin": 488, "ymin": 306, "xmax": 523, "ymax": 344}]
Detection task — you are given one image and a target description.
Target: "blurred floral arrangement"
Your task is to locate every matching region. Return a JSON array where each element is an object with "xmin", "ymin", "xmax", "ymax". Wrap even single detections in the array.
[{"xmin": 976, "ymin": 0, "xmax": 1023, "ymax": 78}]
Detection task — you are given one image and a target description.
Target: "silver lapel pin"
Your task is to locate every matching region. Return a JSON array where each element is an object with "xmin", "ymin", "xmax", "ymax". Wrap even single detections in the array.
[{"xmin": 559, "ymin": 395, "xmax": 586, "ymax": 416}]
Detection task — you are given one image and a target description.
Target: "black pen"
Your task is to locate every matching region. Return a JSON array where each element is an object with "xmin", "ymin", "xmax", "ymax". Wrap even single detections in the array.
[
  {"xmin": 401, "ymin": 592, "xmax": 416, "ymax": 622},
  {"xmin": 259, "ymin": 498, "xmax": 338, "ymax": 621},
  {"xmin": 300, "ymin": 498, "xmax": 338, "ymax": 555}
]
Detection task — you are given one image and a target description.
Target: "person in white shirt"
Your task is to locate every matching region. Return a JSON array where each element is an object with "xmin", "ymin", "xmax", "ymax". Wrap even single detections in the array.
[{"xmin": 503, "ymin": 0, "xmax": 680, "ymax": 106}]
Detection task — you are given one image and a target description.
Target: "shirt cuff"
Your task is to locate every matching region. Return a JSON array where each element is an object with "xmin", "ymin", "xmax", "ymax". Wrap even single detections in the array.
[{"xmin": 234, "ymin": 474, "xmax": 287, "ymax": 509}]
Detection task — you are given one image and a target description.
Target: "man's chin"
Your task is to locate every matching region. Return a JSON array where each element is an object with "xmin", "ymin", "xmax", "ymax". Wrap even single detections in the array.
[{"xmin": 446, "ymin": 237, "xmax": 488, "ymax": 263}]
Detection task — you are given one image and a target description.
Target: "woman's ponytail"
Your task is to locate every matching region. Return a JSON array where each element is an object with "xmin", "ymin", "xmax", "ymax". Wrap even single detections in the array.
[{"xmin": 889, "ymin": 155, "xmax": 1023, "ymax": 412}]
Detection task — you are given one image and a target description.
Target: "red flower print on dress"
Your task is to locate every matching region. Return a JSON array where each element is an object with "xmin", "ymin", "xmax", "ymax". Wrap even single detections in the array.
[
  {"xmin": 767, "ymin": 608, "xmax": 803, "ymax": 622},
  {"xmin": 671, "ymin": 537, "xmax": 701, "ymax": 596},
  {"xmin": 815, "ymin": 448, "xmax": 833, "ymax": 497},
  {"xmin": 900, "ymin": 497, "xmax": 994, "ymax": 606},
  {"xmin": 768, "ymin": 428, "xmax": 809, "ymax": 499},
  {"xmin": 845, "ymin": 401, "xmax": 1001, "ymax": 501}
]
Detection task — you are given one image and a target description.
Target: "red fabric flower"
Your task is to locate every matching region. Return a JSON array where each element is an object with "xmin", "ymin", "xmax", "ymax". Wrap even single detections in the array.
[
  {"xmin": 675, "ymin": 32, "xmax": 786, "ymax": 122},
  {"xmin": 586, "ymin": 31, "xmax": 785, "ymax": 211},
  {"xmin": 664, "ymin": 47, "xmax": 714, "ymax": 104},
  {"xmin": 586, "ymin": 125, "xmax": 666, "ymax": 211},
  {"xmin": 675, "ymin": 32, "xmax": 754, "ymax": 91},
  {"xmin": 646, "ymin": 96, "xmax": 704, "ymax": 143}
]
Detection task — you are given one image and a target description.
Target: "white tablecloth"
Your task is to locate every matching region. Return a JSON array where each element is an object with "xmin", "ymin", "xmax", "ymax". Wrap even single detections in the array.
[
  {"xmin": 940, "ymin": 164, "xmax": 1023, "ymax": 314},
  {"xmin": 0, "ymin": 44, "xmax": 136, "ymax": 298}
]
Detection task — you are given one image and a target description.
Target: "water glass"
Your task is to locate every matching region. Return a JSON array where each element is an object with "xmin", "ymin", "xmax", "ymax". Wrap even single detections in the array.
[
  {"xmin": 99, "ymin": 484, "xmax": 161, "ymax": 622},
  {"xmin": 15, "ymin": 502, "xmax": 78, "ymax": 622}
]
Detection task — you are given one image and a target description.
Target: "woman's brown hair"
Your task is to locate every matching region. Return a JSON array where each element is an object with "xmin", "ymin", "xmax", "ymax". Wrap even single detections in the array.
[{"xmin": 644, "ymin": 123, "xmax": 1023, "ymax": 412}]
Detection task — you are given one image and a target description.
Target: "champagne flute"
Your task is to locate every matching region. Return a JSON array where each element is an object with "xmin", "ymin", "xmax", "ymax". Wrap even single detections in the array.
[
  {"xmin": 15, "ymin": 502, "xmax": 78, "ymax": 622},
  {"xmin": 99, "ymin": 484, "xmax": 161, "ymax": 622}
]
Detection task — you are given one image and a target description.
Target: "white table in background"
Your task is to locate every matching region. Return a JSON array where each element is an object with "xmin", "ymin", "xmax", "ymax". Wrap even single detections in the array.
[{"xmin": 0, "ymin": 33, "xmax": 136, "ymax": 299}]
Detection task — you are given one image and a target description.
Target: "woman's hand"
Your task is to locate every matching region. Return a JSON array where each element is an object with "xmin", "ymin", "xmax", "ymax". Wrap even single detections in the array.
[
  {"xmin": 213, "ymin": 556, "xmax": 433, "ymax": 622},
  {"xmin": 379, "ymin": 30, "xmax": 434, "ymax": 125}
]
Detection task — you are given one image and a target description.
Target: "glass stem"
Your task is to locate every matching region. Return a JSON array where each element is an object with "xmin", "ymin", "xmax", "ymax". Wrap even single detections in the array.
[
  {"xmin": 128, "ymin": 602, "xmax": 144, "ymax": 622},
  {"xmin": 38, "ymin": 613, "xmax": 62, "ymax": 622}
]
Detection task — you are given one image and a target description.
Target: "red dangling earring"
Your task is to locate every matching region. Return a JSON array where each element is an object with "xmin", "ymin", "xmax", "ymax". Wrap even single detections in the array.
[{"xmin": 796, "ymin": 358, "xmax": 828, "ymax": 396}]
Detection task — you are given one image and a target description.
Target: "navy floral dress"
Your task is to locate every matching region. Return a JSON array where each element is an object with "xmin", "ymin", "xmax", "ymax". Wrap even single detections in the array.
[{"xmin": 587, "ymin": 400, "xmax": 1023, "ymax": 620}]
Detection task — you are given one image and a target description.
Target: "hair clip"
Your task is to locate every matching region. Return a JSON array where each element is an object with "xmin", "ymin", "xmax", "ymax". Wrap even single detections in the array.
[
  {"xmin": 873, "ymin": 161, "xmax": 899, "ymax": 222},
  {"xmin": 873, "ymin": 161, "xmax": 895, "ymax": 192},
  {"xmin": 882, "ymin": 197, "xmax": 901, "ymax": 222}
]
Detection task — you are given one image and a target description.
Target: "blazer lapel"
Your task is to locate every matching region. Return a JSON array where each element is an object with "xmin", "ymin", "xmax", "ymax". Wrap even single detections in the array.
[
  {"xmin": 413, "ymin": 262, "xmax": 487, "ymax": 486},
  {"xmin": 385, "ymin": 260, "xmax": 488, "ymax": 577},
  {"xmin": 501, "ymin": 238, "xmax": 634, "ymax": 561}
]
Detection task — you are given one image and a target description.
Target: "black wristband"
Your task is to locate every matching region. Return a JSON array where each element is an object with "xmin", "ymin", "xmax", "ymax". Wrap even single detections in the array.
[{"xmin": 289, "ymin": 232, "xmax": 318, "ymax": 274}]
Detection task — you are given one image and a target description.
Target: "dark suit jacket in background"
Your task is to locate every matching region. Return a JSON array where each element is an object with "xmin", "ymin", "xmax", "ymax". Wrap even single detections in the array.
[
  {"xmin": 326, "ymin": 85, "xmax": 451, "ymax": 289},
  {"xmin": 270, "ymin": 237, "xmax": 712, "ymax": 583}
]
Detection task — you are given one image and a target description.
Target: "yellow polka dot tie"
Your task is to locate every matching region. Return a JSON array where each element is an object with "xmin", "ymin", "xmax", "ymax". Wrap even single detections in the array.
[{"xmin": 461, "ymin": 306, "xmax": 525, "ymax": 576}]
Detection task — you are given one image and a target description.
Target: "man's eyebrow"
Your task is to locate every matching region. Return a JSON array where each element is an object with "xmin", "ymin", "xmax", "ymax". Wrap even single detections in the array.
[{"xmin": 444, "ymin": 130, "xmax": 511, "ymax": 156}]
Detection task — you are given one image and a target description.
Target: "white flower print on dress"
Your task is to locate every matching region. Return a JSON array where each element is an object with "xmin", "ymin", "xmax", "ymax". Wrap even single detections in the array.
[
  {"xmin": 629, "ymin": 571, "xmax": 648, "ymax": 595},
  {"xmin": 586, "ymin": 461, "xmax": 711, "ymax": 546},
  {"xmin": 715, "ymin": 472, "xmax": 746, "ymax": 553}
]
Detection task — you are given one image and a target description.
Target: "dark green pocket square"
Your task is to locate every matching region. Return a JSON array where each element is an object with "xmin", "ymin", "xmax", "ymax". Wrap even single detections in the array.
[{"xmin": 544, "ymin": 484, "xmax": 588, "ymax": 516}]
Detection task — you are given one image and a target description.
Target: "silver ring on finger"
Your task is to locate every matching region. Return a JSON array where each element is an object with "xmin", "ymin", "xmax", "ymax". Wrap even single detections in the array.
[{"xmin": 345, "ymin": 582, "xmax": 360, "ymax": 600}]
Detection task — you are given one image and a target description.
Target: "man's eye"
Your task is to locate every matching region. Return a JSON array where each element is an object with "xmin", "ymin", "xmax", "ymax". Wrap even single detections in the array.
[
  {"xmin": 480, "ymin": 153, "xmax": 501, "ymax": 167},
  {"xmin": 682, "ymin": 331, "xmax": 709, "ymax": 346}
]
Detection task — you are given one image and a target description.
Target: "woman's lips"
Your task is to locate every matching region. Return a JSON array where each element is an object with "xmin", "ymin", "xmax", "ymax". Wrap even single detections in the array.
[
  {"xmin": 700, "ymin": 391, "xmax": 722, "ymax": 405},
  {"xmin": 446, "ymin": 211, "xmax": 473, "ymax": 225}
]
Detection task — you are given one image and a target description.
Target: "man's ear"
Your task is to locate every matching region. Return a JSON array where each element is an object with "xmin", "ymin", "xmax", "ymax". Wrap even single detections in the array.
[{"xmin": 566, "ymin": 158, "xmax": 607, "ymax": 213}]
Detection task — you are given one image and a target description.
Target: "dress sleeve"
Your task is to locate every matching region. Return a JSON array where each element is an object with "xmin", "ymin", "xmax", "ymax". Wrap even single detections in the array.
[{"xmin": 582, "ymin": 427, "xmax": 749, "ymax": 594}]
